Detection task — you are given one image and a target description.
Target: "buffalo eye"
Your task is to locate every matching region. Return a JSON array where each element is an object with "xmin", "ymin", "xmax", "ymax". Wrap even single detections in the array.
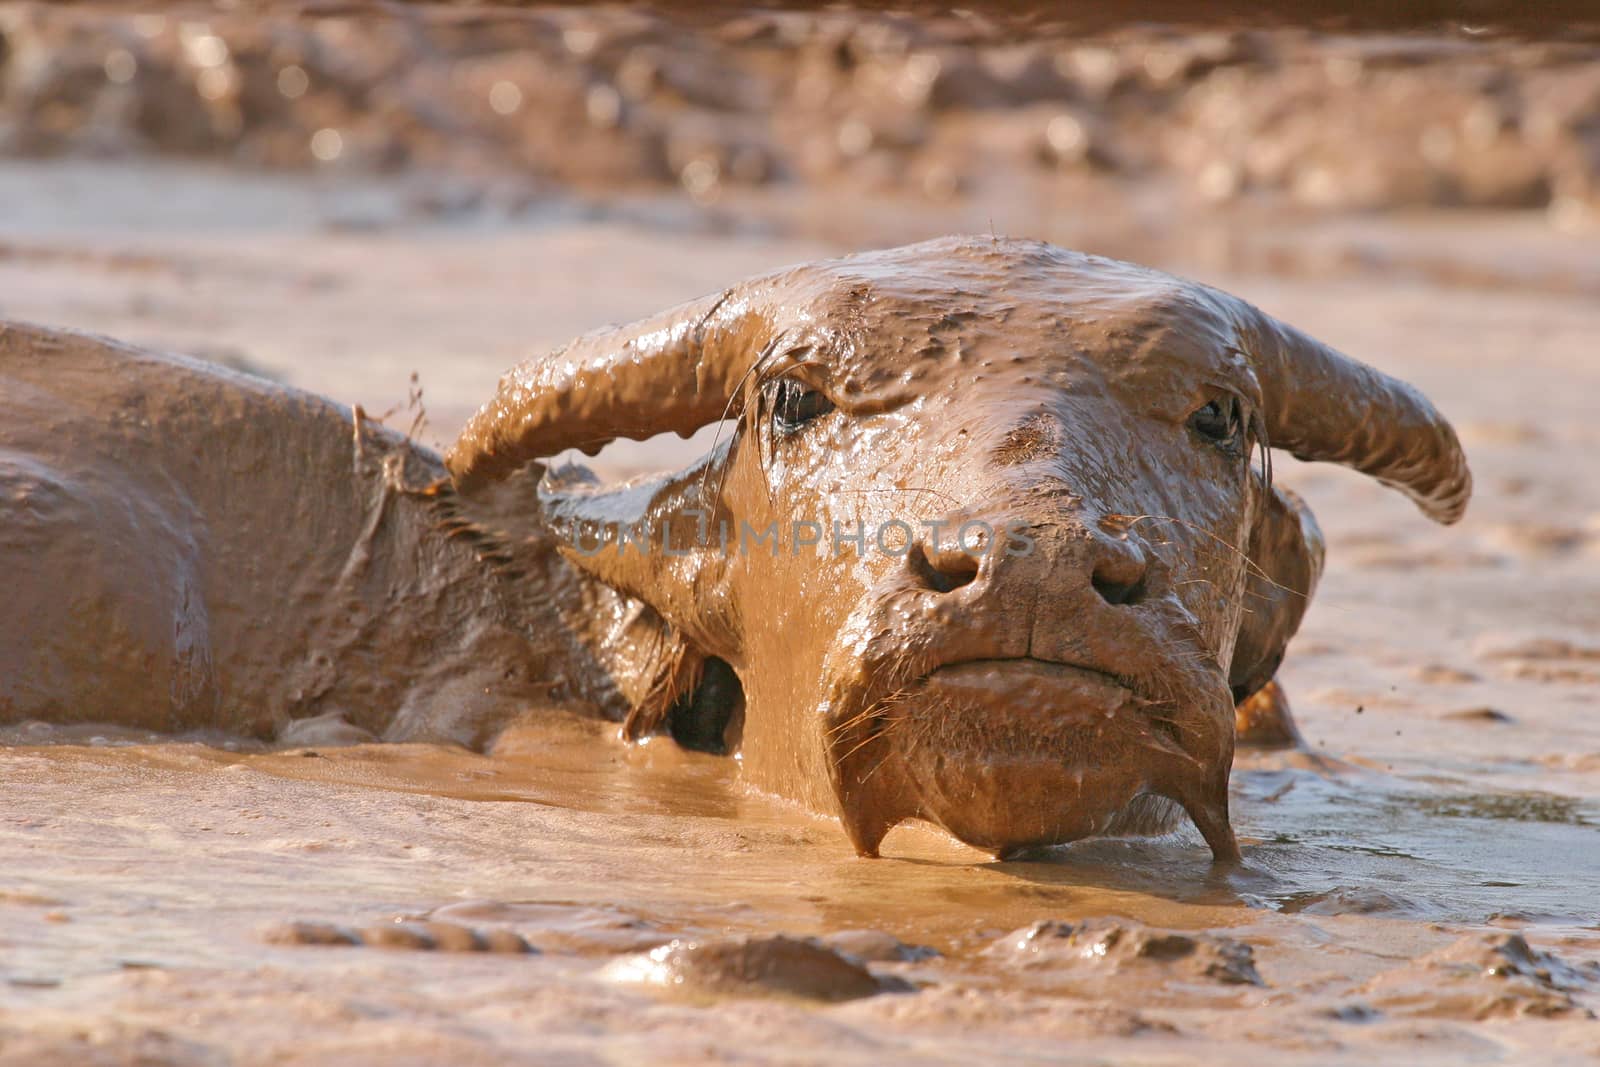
[
  {"xmin": 1189, "ymin": 395, "xmax": 1244, "ymax": 453},
  {"xmin": 770, "ymin": 378, "xmax": 835, "ymax": 435}
]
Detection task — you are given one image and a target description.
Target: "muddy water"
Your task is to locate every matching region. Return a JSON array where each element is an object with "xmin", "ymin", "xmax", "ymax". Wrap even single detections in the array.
[
  {"xmin": 15, "ymin": 717, "xmax": 1599, "ymax": 934},
  {"xmin": 3, "ymin": 709, "xmax": 1598, "ymax": 1063}
]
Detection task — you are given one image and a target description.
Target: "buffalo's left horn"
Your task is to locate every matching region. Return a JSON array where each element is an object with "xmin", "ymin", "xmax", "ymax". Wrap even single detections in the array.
[
  {"xmin": 445, "ymin": 279, "xmax": 790, "ymax": 492},
  {"xmin": 1237, "ymin": 306, "xmax": 1472, "ymax": 524}
]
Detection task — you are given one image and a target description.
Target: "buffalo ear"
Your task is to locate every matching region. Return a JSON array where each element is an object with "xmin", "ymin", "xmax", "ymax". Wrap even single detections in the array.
[
  {"xmin": 1228, "ymin": 486, "xmax": 1325, "ymax": 704},
  {"xmin": 538, "ymin": 438, "xmax": 745, "ymax": 711}
]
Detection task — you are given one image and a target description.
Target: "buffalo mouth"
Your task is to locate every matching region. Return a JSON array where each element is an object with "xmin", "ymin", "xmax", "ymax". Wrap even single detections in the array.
[
  {"xmin": 829, "ymin": 654, "xmax": 1239, "ymax": 864},
  {"xmin": 919, "ymin": 657, "xmax": 1135, "ymax": 724}
]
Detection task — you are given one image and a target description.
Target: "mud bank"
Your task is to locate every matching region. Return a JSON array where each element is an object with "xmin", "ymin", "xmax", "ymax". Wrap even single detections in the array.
[{"xmin": 1, "ymin": 3, "xmax": 1598, "ymax": 226}]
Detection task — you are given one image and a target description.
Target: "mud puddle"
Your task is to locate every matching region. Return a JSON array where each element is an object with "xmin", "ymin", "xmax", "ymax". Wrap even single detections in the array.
[
  {"xmin": 10, "ymin": 718, "xmax": 1598, "ymax": 936},
  {"xmin": 229, "ymin": 724, "xmax": 1600, "ymax": 929}
]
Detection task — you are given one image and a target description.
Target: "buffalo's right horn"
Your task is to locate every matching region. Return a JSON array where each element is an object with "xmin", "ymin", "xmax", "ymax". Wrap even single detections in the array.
[{"xmin": 445, "ymin": 277, "xmax": 794, "ymax": 492}]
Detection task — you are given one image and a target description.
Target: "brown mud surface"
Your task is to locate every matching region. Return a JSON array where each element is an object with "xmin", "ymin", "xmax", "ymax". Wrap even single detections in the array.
[{"xmin": 3, "ymin": 6, "xmax": 1600, "ymax": 1065}]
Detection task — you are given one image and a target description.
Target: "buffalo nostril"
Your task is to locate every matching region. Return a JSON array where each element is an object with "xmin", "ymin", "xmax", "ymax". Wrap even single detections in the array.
[
  {"xmin": 907, "ymin": 540, "xmax": 979, "ymax": 594},
  {"xmin": 1091, "ymin": 548, "xmax": 1149, "ymax": 606}
]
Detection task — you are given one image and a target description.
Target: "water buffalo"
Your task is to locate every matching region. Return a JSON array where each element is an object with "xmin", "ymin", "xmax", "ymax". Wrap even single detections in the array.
[
  {"xmin": 2, "ymin": 237, "xmax": 1470, "ymax": 862},
  {"xmin": 0, "ymin": 322, "xmax": 646, "ymax": 748}
]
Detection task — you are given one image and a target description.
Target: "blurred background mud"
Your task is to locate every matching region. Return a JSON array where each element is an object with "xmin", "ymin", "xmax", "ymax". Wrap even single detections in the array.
[{"xmin": 2, "ymin": 3, "xmax": 1597, "ymax": 224}]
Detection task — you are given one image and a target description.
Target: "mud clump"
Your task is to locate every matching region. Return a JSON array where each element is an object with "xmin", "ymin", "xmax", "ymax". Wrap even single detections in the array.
[
  {"xmin": 262, "ymin": 919, "xmax": 534, "ymax": 954},
  {"xmin": 985, "ymin": 918, "xmax": 1264, "ymax": 987},
  {"xmin": 820, "ymin": 928, "xmax": 941, "ymax": 963},
  {"xmin": 1364, "ymin": 933, "xmax": 1599, "ymax": 1020},
  {"xmin": 602, "ymin": 934, "xmax": 912, "ymax": 1001},
  {"xmin": 0, "ymin": 6, "xmax": 1595, "ymax": 222}
]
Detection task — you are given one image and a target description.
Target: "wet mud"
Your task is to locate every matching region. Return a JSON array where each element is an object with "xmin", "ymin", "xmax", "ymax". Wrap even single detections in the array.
[
  {"xmin": 1, "ymin": 725, "xmax": 1597, "ymax": 1064},
  {"xmin": 602, "ymin": 935, "xmax": 908, "ymax": 1002}
]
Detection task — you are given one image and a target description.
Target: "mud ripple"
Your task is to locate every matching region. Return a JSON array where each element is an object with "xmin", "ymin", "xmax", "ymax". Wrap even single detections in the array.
[
  {"xmin": 984, "ymin": 918, "xmax": 1263, "ymax": 987},
  {"xmin": 262, "ymin": 919, "xmax": 533, "ymax": 954}
]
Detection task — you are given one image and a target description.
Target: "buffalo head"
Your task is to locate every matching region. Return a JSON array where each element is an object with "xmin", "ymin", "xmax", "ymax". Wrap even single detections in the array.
[{"xmin": 447, "ymin": 237, "xmax": 1470, "ymax": 863}]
